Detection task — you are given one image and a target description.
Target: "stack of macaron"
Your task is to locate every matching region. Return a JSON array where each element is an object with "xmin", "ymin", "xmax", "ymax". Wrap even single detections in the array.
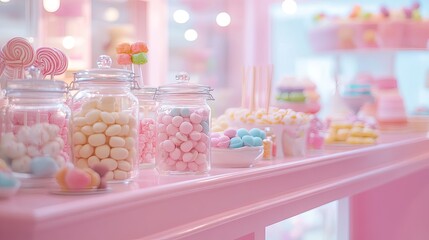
[{"xmin": 210, "ymin": 128, "xmax": 266, "ymax": 149}]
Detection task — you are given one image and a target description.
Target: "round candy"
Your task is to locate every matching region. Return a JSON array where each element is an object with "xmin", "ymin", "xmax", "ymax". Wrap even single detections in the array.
[
  {"xmin": 229, "ymin": 137, "xmax": 243, "ymax": 148},
  {"xmin": 88, "ymin": 134, "xmax": 107, "ymax": 147},
  {"xmin": 172, "ymin": 116, "xmax": 183, "ymax": 127},
  {"xmin": 110, "ymin": 148, "xmax": 129, "ymax": 160},
  {"xmin": 180, "ymin": 141, "xmax": 193, "ymax": 152},
  {"xmin": 109, "ymin": 136, "xmax": 125, "ymax": 147},
  {"xmin": 249, "ymin": 128, "xmax": 262, "ymax": 138},
  {"xmin": 93, "ymin": 122, "xmax": 107, "ymax": 133},
  {"xmin": 179, "ymin": 122, "xmax": 193, "ymax": 135},
  {"xmin": 131, "ymin": 42, "xmax": 148, "ymax": 54},
  {"xmin": 95, "ymin": 145, "xmax": 110, "ymax": 159},
  {"xmin": 106, "ymin": 124, "xmax": 121, "ymax": 136},
  {"xmin": 100, "ymin": 112, "xmax": 115, "ymax": 124},
  {"xmin": 223, "ymin": 129, "xmax": 237, "ymax": 139},
  {"xmin": 253, "ymin": 137, "xmax": 263, "ymax": 146},
  {"xmin": 64, "ymin": 168, "xmax": 91, "ymax": 190},
  {"xmin": 237, "ymin": 128, "xmax": 250, "ymax": 138},
  {"xmin": 162, "ymin": 140, "xmax": 175, "ymax": 152},
  {"xmin": 242, "ymin": 135, "xmax": 255, "ymax": 147},
  {"xmin": 30, "ymin": 157, "xmax": 58, "ymax": 177},
  {"xmin": 190, "ymin": 113, "xmax": 202, "ymax": 124}
]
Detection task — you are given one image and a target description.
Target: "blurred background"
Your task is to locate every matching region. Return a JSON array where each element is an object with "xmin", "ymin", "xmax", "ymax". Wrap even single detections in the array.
[{"xmin": 1, "ymin": 1, "xmax": 428, "ymax": 238}]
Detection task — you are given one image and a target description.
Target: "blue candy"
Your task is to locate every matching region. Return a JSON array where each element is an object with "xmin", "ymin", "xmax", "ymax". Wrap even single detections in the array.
[
  {"xmin": 31, "ymin": 157, "xmax": 59, "ymax": 177},
  {"xmin": 260, "ymin": 131, "xmax": 266, "ymax": 140},
  {"xmin": 229, "ymin": 137, "xmax": 244, "ymax": 148},
  {"xmin": 180, "ymin": 108, "xmax": 191, "ymax": 117},
  {"xmin": 0, "ymin": 172, "xmax": 19, "ymax": 188},
  {"xmin": 253, "ymin": 137, "xmax": 263, "ymax": 146},
  {"xmin": 249, "ymin": 128, "xmax": 262, "ymax": 138},
  {"xmin": 237, "ymin": 128, "xmax": 250, "ymax": 138},
  {"xmin": 242, "ymin": 135, "xmax": 254, "ymax": 147},
  {"xmin": 169, "ymin": 108, "xmax": 181, "ymax": 116}
]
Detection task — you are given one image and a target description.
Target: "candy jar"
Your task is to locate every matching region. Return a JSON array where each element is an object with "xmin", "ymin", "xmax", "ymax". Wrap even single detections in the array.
[
  {"xmin": 155, "ymin": 72, "xmax": 214, "ymax": 174},
  {"xmin": 0, "ymin": 79, "xmax": 71, "ymax": 187},
  {"xmin": 133, "ymin": 87, "xmax": 157, "ymax": 168},
  {"xmin": 70, "ymin": 55, "xmax": 139, "ymax": 182}
]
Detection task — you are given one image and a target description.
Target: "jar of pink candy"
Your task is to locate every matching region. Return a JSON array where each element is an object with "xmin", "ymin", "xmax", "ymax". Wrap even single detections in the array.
[
  {"xmin": 0, "ymin": 80, "xmax": 71, "ymax": 187},
  {"xmin": 70, "ymin": 55, "xmax": 139, "ymax": 182},
  {"xmin": 154, "ymin": 72, "xmax": 214, "ymax": 174},
  {"xmin": 133, "ymin": 87, "xmax": 157, "ymax": 168}
]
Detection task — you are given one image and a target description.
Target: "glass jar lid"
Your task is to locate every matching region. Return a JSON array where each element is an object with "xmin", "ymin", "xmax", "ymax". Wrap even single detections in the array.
[
  {"xmin": 155, "ymin": 72, "xmax": 214, "ymax": 100},
  {"xmin": 72, "ymin": 55, "xmax": 137, "ymax": 88},
  {"xmin": 133, "ymin": 87, "xmax": 157, "ymax": 101},
  {"xmin": 6, "ymin": 79, "xmax": 68, "ymax": 95}
]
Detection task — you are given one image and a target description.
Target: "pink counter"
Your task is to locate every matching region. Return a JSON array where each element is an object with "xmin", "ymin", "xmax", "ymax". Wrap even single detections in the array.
[{"xmin": 1, "ymin": 132, "xmax": 429, "ymax": 240}]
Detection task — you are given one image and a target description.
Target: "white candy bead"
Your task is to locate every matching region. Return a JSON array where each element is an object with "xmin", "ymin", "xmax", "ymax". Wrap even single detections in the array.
[
  {"xmin": 11, "ymin": 155, "xmax": 32, "ymax": 173},
  {"xmin": 85, "ymin": 109, "xmax": 101, "ymax": 125},
  {"xmin": 115, "ymin": 112, "xmax": 129, "ymax": 125},
  {"xmin": 87, "ymin": 156, "xmax": 100, "ymax": 168},
  {"xmin": 79, "ymin": 144, "xmax": 94, "ymax": 158},
  {"xmin": 113, "ymin": 170, "xmax": 128, "ymax": 180},
  {"xmin": 73, "ymin": 132, "xmax": 87, "ymax": 145},
  {"xmin": 109, "ymin": 137, "xmax": 125, "ymax": 147},
  {"xmin": 120, "ymin": 125, "xmax": 130, "ymax": 136},
  {"xmin": 128, "ymin": 116, "xmax": 137, "ymax": 128},
  {"xmin": 110, "ymin": 148, "xmax": 129, "ymax": 160},
  {"xmin": 95, "ymin": 145, "xmax": 110, "ymax": 159},
  {"xmin": 100, "ymin": 112, "xmax": 115, "ymax": 124},
  {"xmin": 104, "ymin": 171, "xmax": 114, "ymax": 181},
  {"xmin": 81, "ymin": 125, "xmax": 94, "ymax": 135},
  {"xmin": 76, "ymin": 158, "xmax": 89, "ymax": 168},
  {"xmin": 74, "ymin": 117, "xmax": 87, "ymax": 127},
  {"xmin": 42, "ymin": 141, "xmax": 61, "ymax": 156},
  {"xmin": 106, "ymin": 124, "xmax": 121, "ymax": 136},
  {"xmin": 118, "ymin": 160, "xmax": 132, "ymax": 171},
  {"xmin": 93, "ymin": 122, "xmax": 107, "ymax": 133},
  {"xmin": 100, "ymin": 158, "xmax": 118, "ymax": 171},
  {"xmin": 88, "ymin": 134, "xmax": 107, "ymax": 147},
  {"xmin": 73, "ymin": 144, "xmax": 82, "ymax": 158},
  {"xmin": 27, "ymin": 145, "xmax": 42, "ymax": 157}
]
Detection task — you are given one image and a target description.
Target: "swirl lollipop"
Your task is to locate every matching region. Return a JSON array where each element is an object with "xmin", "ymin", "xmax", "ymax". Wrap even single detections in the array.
[
  {"xmin": 34, "ymin": 47, "xmax": 68, "ymax": 80},
  {"xmin": 0, "ymin": 37, "xmax": 35, "ymax": 79}
]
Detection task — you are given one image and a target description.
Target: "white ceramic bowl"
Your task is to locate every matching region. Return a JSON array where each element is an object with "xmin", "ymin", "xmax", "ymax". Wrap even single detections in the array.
[{"xmin": 211, "ymin": 146, "xmax": 264, "ymax": 168}]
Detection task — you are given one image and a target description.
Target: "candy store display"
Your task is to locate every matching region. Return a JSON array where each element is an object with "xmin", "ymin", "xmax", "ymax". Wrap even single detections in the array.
[
  {"xmin": 0, "ymin": 37, "xmax": 70, "ymax": 187},
  {"xmin": 133, "ymin": 87, "xmax": 157, "ymax": 168},
  {"xmin": 325, "ymin": 120, "xmax": 378, "ymax": 145},
  {"xmin": 70, "ymin": 55, "xmax": 139, "ymax": 182},
  {"xmin": 309, "ymin": 3, "xmax": 428, "ymax": 51},
  {"xmin": 155, "ymin": 73, "xmax": 213, "ymax": 174},
  {"xmin": 55, "ymin": 163, "xmax": 109, "ymax": 191}
]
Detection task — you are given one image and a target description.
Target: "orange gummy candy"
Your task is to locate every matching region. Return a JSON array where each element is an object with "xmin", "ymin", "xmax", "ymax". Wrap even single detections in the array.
[{"xmin": 116, "ymin": 43, "xmax": 131, "ymax": 54}]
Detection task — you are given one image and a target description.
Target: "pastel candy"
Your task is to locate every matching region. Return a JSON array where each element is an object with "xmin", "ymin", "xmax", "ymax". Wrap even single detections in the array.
[
  {"xmin": 179, "ymin": 122, "xmax": 193, "ymax": 135},
  {"xmin": 64, "ymin": 168, "xmax": 91, "ymax": 190},
  {"xmin": 0, "ymin": 172, "xmax": 19, "ymax": 188},
  {"xmin": 172, "ymin": 116, "xmax": 183, "ymax": 127},
  {"xmin": 31, "ymin": 157, "xmax": 59, "ymax": 177},
  {"xmin": 253, "ymin": 137, "xmax": 263, "ymax": 146},
  {"xmin": 229, "ymin": 137, "xmax": 243, "ymax": 148},
  {"xmin": 223, "ymin": 129, "xmax": 237, "ymax": 139},
  {"xmin": 42, "ymin": 141, "xmax": 61, "ymax": 156},
  {"xmin": 88, "ymin": 134, "xmax": 106, "ymax": 147},
  {"xmin": 109, "ymin": 137, "xmax": 125, "ymax": 147},
  {"xmin": 106, "ymin": 124, "xmax": 121, "ymax": 136},
  {"xmin": 85, "ymin": 109, "xmax": 101, "ymax": 125},
  {"xmin": 180, "ymin": 141, "xmax": 193, "ymax": 152},
  {"xmin": 81, "ymin": 126, "xmax": 94, "ymax": 135},
  {"xmin": 100, "ymin": 158, "xmax": 118, "ymax": 171},
  {"xmin": 110, "ymin": 148, "xmax": 129, "ymax": 160},
  {"xmin": 73, "ymin": 132, "xmax": 87, "ymax": 145},
  {"xmin": 93, "ymin": 122, "xmax": 107, "ymax": 133},
  {"xmin": 162, "ymin": 140, "xmax": 175, "ymax": 152},
  {"xmin": 11, "ymin": 155, "xmax": 32, "ymax": 173},
  {"xmin": 180, "ymin": 108, "xmax": 191, "ymax": 117},
  {"xmin": 249, "ymin": 128, "xmax": 262, "ymax": 138},
  {"xmin": 217, "ymin": 140, "xmax": 230, "ymax": 148},
  {"xmin": 166, "ymin": 124, "xmax": 179, "ymax": 135},
  {"xmin": 100, "ymin": 112, "xmax": 115, "ymax": 124},
  {"xmin": 79, "ymin": 144, "xmax": 94, "ymax": 158},
  {"xmin": 242, "ymin": 135, "xmax": 254, "ymax": 147},
  {"xmin": 237, "ymin": 128, "xmax": 250, "ymax": 138},
  {"xmin": 115, "ymin": 112, "xmax": 130, "ymax": 125},
  {"xmin": 95, "ymin": 145, "xmax": 110, "ymax": 159},
  {"xmin": 190, "ymin": 131, "xmax": 202, "ymax": 141},
  {"xmin": 190, "ymin": 113, "xmax": 202, "ymax": 124}
]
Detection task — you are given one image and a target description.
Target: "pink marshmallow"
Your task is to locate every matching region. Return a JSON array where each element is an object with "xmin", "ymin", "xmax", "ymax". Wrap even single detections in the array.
[
  {"xmin": 171, "ymin": 116, "xmax": 183, "ymax": 127},
  {"xmin": 179, "ymin": 122, "xmax": 193, "ymax": 135},
  {"xmin": 162, "ymin": 140, "xmax": 175, "ymax": 152},
  {"xmin": 223, "ymin": 128, "xmax": 237, "ymax": 139},
  {"xmin": 166, "ymin": 124, "xmax": 179, "ymax": 135},
  {"xmin": 190, "ymin": 113, "xmax": 202, "ymax": 124}
]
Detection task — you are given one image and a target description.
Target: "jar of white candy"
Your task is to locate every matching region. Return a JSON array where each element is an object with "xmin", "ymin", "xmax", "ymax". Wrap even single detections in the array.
[
  {"xmin": 70, "ymin": 55, "xmax": 139, "ymax": 182},
  {"xmin": 133, "ymin": 87, "xmax": 157, "ymax": 168},
  {"xmin": 0, "ymin": 80, "xmax": 71, "ymax": 187},
  {"xmin": 155, "ymin": 72, "xmax": 214, "ymax": 174}
]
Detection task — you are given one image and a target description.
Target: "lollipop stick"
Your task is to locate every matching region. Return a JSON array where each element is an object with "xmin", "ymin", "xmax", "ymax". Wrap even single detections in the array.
[
  {"xmin": 266, "ymin": 65, "xmax": 273, "ymax": 114},
  {"xmin": 250, "ymin": 66, "xmax": 256, "ymax": 113},
  {"xmin": 24, "ymin": 112, "xmax": 27, "ymax": 127},
  {"xmin": 138, "ymin": 65, "xmax": 144, "ymax": 87}
]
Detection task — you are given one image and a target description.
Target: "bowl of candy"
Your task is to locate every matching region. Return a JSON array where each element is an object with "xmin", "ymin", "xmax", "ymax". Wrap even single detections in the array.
[{"xmin": 210, "ymin": 128, "xmax": 265, "ymax": 168}]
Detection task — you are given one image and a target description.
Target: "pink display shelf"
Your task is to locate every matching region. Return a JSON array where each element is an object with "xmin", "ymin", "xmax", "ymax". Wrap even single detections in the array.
[{"xmin": 1, "ymin": 132, "xmax": 429, "ymax": 240}]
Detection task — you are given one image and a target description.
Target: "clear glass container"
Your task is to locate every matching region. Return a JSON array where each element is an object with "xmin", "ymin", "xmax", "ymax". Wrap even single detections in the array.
[
  {"xmin": 0, "ymin": 79, "xmax": 71, "ymax": 187},
  {"xmin": 133, "ymin": 87, "xmax": 157, "ymax": 168},
  {"xmin": 155, "ymin": 72, "xmax": 214, "ymax": 174},
  {"xmin": 70, "ymin": 55, "xmax": 139, "ymax": 182}
]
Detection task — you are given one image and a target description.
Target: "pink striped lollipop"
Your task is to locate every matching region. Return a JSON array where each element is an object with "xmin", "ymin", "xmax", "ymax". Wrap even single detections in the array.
[
  {"xmin": 34, "ymin": 47, "xmax": 68, "ymax": 80},
  {"xmin": 0, "ymin": 57, "xmax": 4, "ymax": 77},
  {"xmin": 0, "ymin": 37, "xmax": 35, "ymax": 79}
]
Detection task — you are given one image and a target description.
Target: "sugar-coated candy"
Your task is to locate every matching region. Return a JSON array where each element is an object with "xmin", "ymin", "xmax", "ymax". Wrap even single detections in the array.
[
  {"xmin": 79, "ymin": 144, "xmax": 94, "ymax": 158},
  {"xmin": 223, "ymin": 129, "xmax": 237, "ymax": 139},
  {"xmin": 237, "ymin": 128, "xmax": 250, "ymax": 138},
  {"xmin": 100, "ymin": 158, "xmax": 118, "ymax": 171},
  {"xmin": 88, "ymin": 134, "xmax": 107, "ymax": 147},
  {"xmin": 131, "ymin": 52, "xmax": 148, "ymax": 64},
  {"xmin": 229, "ymin": 137, "xmax": 244, "ymax": 148},
  {"xmin": 116, "ymin": 42, "xmax": 131, "ymax": 54},
  {"xmin": 100, "ymin": 112, "xmax": 115, "ymax": 124},
  {"xmin": 31, "ymin": 157, "xmax": 59, "ymax": 177},
  {"xmin": 64, "ymin": 168, "xmax": 91, "ymax": 190},
  {"xmin": 0, "ymin": 172, "xmax": 19, "ymax": 188},
  {"xmin": 109, "ymin": 136, "xmax": 125, "ymax": 147},
  {"xmin": 73, "ymin": 132, "xmax": 87, "ymax": 145},
  {"xmin": 110, "ymin": 148, "xmax": 129, "ymax": 160},
  {"xmin": 131, "ymin": 42, "xmax": 148, "ymax": 54},
  {"xmin": 242, "ymin": 135, "xmax": 255, "ymax": 147},
  {"xmin": 95, "ymin": 145, "xmax": 110, "ymax": 159},
  {"xmin": 11, "ymin": 156, "xmax": 32, "ymax": 173},
  {"xmin": 172, "ymin": 116, "xmax": 183, "ymax": 127},
  {"xmin": 253, "ymin": 137, "xmax": 263, "ymax": 147},
  {"xmin": 117, "ymin": 54, "xmax": 132, "ymax": 65},
  {"xmin": 179, "ymin": 122, "xmax": 193, "ymax": 135},
  {"xmin": 105, "ymin": 124, "xmax": 121, "ymax": 136},
  {"xmin": 249, "ymin": 128, "xmax": 262, "ymax": 138}
]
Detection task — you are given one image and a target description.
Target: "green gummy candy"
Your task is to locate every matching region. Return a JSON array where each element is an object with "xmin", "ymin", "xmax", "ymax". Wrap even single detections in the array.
[{"xmin": 132, "ymin": 52, "xmax": 148, "ymax": 64}]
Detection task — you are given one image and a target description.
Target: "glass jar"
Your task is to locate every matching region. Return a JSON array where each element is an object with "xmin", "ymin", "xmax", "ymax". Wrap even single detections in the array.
[
  {"xmin": 133, "ymin": 87, "xmax": 157, "ymax": 168},
  {"xmin": 70, "ymin": 55, "xmax": 139, "ymax": 182},
  {"xmin": 0, "ymin": 80, "xmax": 71, "ymax": 187},
  {"xmin": 155, "ymin": 72, "xmax": 214, "ymax": 174}
]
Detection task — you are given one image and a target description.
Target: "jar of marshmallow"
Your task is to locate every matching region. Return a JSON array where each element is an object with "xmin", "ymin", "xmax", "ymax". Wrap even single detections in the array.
[
  {"xmin": 155, "ymin": 72, "xmax": 214, "ymax": 174},
  {"xmin": 70, "ymin": 55, "xmax": 139, "ymax": 182},
  {"xmin": 133, "ymin": 87, "xmax": 157, "ymax": 168},
  {"xmin": 0, "ymin": 80, "xmax": 71, "ymax": 187}
]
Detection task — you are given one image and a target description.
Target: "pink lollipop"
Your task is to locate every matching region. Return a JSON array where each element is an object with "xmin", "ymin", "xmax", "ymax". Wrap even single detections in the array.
[
  {"xmin": 34, "ymin": 47, "xmax": 68, "ymax": 80},
  {"xmin": 0, "ymin": 37, "xmax": 35, "ymax": 79},
  {"xmin": 0, "ymin": 57, "xmax": 4, "ymax": 77}
]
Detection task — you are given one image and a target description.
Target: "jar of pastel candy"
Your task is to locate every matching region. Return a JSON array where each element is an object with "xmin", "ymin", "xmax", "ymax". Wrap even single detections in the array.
[
  {"xmin": 133, "ymin": 87, "xmax": 157, "ymax": 168},
  {"xmin": 70, "ymin": 55, "xmax": 139, "ymax": 182},
  {"xmin": 155, "ymin": 72, "xmax": 214, "ymax": 174},
  {"xmin": 0, "ymin": 80, "xmax": 71, "ymax": 187}
]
